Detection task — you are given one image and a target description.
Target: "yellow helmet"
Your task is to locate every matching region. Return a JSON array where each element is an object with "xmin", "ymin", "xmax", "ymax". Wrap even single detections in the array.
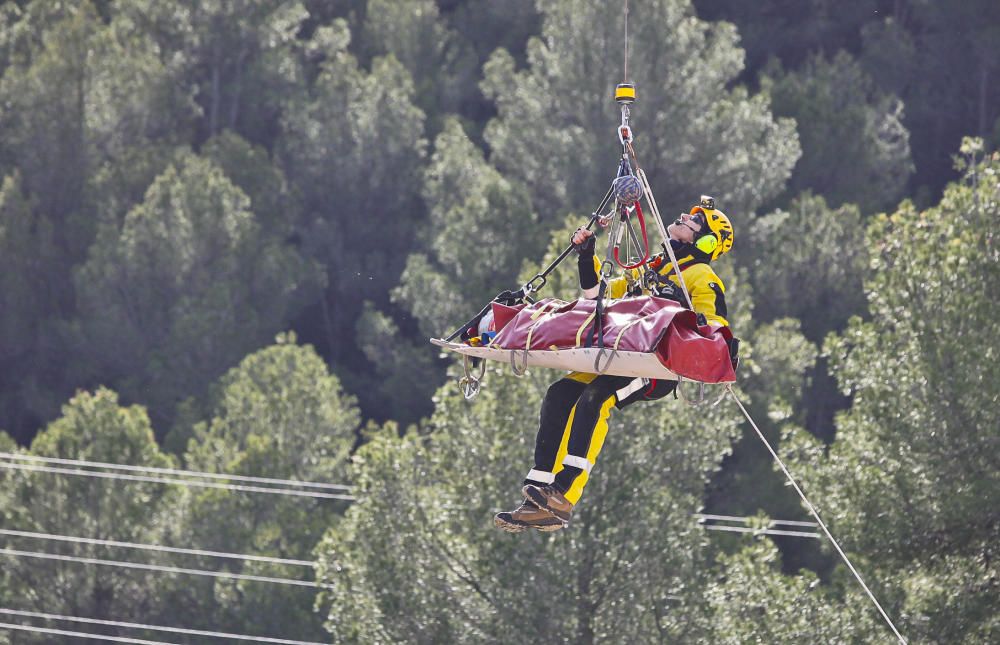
[{"xmin": 689, "ymin": 195, "xmax": 734, "ymax": 261}]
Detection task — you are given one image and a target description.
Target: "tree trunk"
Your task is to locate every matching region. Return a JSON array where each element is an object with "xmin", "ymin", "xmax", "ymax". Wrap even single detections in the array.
[
  {"xmin": 210, "ymin": 40, "xmax": 222, "ymax": 136},
  {"xmin": 229, "ymin": 46, "xmax": 250, "ymax": 130},
  {"xmin": 978, "ymin": 62, "xmax": 990, "ymax": 139}
]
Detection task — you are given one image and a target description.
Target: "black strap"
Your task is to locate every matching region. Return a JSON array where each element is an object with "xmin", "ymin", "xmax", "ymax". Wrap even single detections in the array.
[{"xmin": 584, "ymin": 280, "xmax": 607, "ymax": 349}]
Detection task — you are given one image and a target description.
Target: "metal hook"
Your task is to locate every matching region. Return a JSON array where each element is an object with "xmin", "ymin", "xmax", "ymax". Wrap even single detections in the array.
[
  {"xmin": 459, "ymin": 355, "xmax": 486, "ymax": 400},
  {"xmin": 509, "ymin": 349, "xmax": 529, "ymax": 377},
  {"xmin": 593, "ymin": 348, "xmax": 617, "ymax": 374},
  {"xmin": 676, "ymin": 377, "xmax": 707, "ymax": 406}
]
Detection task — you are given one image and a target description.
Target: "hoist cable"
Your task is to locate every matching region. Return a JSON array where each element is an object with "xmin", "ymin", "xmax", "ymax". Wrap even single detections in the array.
[
  {"xmin": 623, "ymin": 0, "xmax": 630, "ymax": 81},
  {"xmin": 0, "ymin": 608, "xmax": 327, "ymax": 645},
  {"xmin": 725, "ymin": 385, "xmax": 907, "ymax": 644}
]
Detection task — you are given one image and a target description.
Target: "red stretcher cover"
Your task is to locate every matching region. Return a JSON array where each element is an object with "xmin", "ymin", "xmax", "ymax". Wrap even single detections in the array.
[{"xmin": 487, "ymin": 296, "xmax": 736, "ymax": 383}]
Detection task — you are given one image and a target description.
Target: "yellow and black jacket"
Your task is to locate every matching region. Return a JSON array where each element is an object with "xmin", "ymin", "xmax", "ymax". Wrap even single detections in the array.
[{"xmin": 589, "ymin": 244, "xmax": 729, "ymax": 327}]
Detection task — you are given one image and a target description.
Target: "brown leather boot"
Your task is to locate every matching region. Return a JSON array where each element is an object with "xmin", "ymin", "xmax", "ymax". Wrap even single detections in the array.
[
  {"xmin": 522, "ymin": 484, "xmax": 573, "ymax": 522},
  {"xmin": 494, "ymin": 497, "xmax": 565, "ymax": 533}
]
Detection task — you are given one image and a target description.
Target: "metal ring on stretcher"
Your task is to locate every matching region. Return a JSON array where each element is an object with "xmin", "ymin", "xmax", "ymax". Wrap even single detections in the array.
[
  {"xmin": 676, "ymin": 377, "xmax": 705, "ymax": 405},
  {"xmin": 509, "ymin": 349, "xmax": 529, "ymax": 377},
  {"xmin": 676, "ymin": 377, "xmax": 729, "ymax": 407},
  {"xmin": 593, "ymin": 348, "xmax": 618, "ymax": 374}
]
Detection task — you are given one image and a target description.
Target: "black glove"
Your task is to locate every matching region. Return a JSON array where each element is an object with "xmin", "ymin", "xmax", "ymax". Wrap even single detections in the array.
[
  {"xmin": 574, "ymin": 230, "xmax": 599, "ymax": 290},
  {"xmin": 572, "ymin": 230, "xmax": 596, "ymax": 256},
  {"xmin": 652, "ymin": 279, "xmax": 683, "ymax": 303},
  {"xmin": 728, "ymin": 337, "xmax": 740, "ymax": 372}
]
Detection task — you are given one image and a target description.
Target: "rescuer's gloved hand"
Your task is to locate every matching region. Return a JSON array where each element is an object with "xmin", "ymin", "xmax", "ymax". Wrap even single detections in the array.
[{"xmin": 572, "ymin": 228, "xmax": 596, "ymax": 256}]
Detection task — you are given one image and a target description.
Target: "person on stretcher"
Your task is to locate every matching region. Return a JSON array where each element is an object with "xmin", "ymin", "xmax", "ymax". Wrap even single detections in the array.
[{"xmin": 495, "ymin": 196, "xmax": 735, "ymax": 533}]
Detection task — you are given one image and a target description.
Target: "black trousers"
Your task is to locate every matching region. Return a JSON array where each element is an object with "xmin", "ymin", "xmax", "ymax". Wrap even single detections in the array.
[{"xmin": 524, "ymin": 373, "xmax": 677, "ymax": 504}]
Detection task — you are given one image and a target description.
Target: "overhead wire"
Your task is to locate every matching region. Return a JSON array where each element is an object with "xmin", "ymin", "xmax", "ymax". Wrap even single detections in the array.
[
  {"xmin": 0, "ymin": 621, "xmax": 175, "ymax": 645},
  {"xmin": 0, "ymin": 548, "xmax": 333, "ymax": 589},
  {"xmin": 725, "ymin": 385, "xmax": 907, "ymax": 644},
  {"xmin": 0, "ymin": 528, "xmax": 315, "ymax": 567},
  {"xmin": 694, "ymin": 513, "xmax": 819, "ymax": 528},
  {"xmin": 700, "ymin": 524, "xmax": 821, "ymax": 539},
  {"xmin": 0, "ymin": 451, "xmax": 352, "ymax": 491},
  {"xmin": 694, "ymin": 513, "xmax": 821, "ymax": 539},
  {"xmin": 0, "ymin": 608, "xmax": 327, "ymax": 645},
  {"xmin": 0, "ymin": 461, "xmax": 355, "ymax": 501}
]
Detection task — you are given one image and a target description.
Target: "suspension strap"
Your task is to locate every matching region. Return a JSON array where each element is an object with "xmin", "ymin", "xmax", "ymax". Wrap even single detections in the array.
[
  {"xmin": 634, "ymin": 166, "xmax": 693, "ymax": 310},
  {"xmin": 725, "ymin": 385, "xmax": 907, "ymax": 644},
  {"xmin": 613, "ymin": 201, "xmax": 650, "ymax": 269}
]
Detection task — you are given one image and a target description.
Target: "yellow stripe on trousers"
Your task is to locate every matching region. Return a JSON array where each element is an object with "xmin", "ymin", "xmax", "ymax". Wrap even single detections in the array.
[{"xmin": 551, "ymin": 374, "xmax": 617, "ymax": 505}]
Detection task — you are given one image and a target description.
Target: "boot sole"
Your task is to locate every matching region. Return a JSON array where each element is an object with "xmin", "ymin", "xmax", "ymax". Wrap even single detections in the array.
[
  {"xmin": 522, "ymin": 485, "xmax": 573, "ymax": 522},
  {"xmin": 493, "ymin": 513, "xmax": 565, "ymax": 533}
]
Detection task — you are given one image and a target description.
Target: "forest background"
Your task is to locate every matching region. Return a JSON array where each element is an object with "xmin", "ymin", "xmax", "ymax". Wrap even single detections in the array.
[{"xmin": 0, "ymin": 0, "xmax": 997, "ymax": 643}]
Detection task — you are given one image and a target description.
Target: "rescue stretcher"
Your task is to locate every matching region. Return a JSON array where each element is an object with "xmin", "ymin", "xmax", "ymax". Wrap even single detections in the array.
[{"xmin": 432, "ymin": 295, "xmax": 737, "ymax": 388}]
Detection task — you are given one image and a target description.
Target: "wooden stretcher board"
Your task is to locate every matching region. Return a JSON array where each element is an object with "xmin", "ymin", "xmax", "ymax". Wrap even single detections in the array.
[
  {"xmin": 434, "ymin": 295, "xmax": 736, "ymax": 384},
  {"xmin": 430, "ymin": 338, "xmax": 681, "ymax": 380}
]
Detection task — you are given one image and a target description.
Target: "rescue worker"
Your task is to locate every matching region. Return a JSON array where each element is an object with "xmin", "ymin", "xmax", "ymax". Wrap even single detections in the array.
[{"xmin": 495, "ymin": 195, "xmax": 735, "ymax": 532}]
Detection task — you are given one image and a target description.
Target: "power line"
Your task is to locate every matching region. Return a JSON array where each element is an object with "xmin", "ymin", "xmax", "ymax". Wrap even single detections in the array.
[
  {"xmin": 0, "ymin": 461, "xmax": 355, "ymax": 501},
  {"xmin": 0, "ymin": 528, "xmax": 315, "ymax": 567},
  {"xmin": 0, "ymin": 608, "xmax": 327, "ymax": 645},
  {"xmin": 0, "ymin": 548, "xmax": 333, "ymax": 590},
  {"xmin": 700, "ymin": 524, "xmax": 820, "ymax": 539},
  {"xmin": 694, "ymin": 513, "xmax": 819, "ymax": 528},
  {"xmin": 0, "ymin": 620, "xmax": 175, "ymax": 645},
  {"xmin": 0, "ymin": 451, "xmax": 352, "ymax": 491}
]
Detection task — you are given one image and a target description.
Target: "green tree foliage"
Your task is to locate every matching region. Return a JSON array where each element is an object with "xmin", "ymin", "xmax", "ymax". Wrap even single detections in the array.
[
  {"xmin": 762, "ymin": 52, "xmax": 913, "ymax": 213},
  {"xmin": 785, "ymin": 143, "xmax": 1000, "ymax": 641},
  {"xmin": 159, "ymin": 335, "xmax": 357, "ymax": 639},
  {"xmin": 860, "ymin": 2, "xmax": 1000, "ymax": 199},
  {"xmin": 359, "ymin": 0, "xmax": 477, "ymax": 131},
  {"xmin": 201, "ymin": 131, "xmax": 304, "ymax": 240},
  {"xmin": 353, "ymin": 303, "xmax": 439, "ymax": 423},
  {"xmin": 0, "ymin": 2, "xmax": 201, "ymax": 440},
  {"xmin": 693, "ymin": 0, "xmax": 878, "ymax": 77},
  {"xmin": 0, "ymin": 1, "xmax": 197, "ymax": 255},
  {"xmin": 318, "ymin": 363, "xmax": 744, "ymax": 642},
  {"xmin": 0, "ymin": 389, "xmax": 180, "ymax": 625},
  {"xmin": 278, "ymin": 22, "xmax": 426, "ymax": 367},
  {"xmin": 740, "ymin": 192, "xmax": 868, "ymax": 442},
  {"xmin": 701, "ymin": 540, "xmax": 880, "ymax": 642},
  {"xmin": 481, "ymin": 0, "xmax": 800, "ymax": 220},
  {"xmin": 744, "ymin": 192, "xmax": 868, "ymax": 341},
  {"xmin": 72, "ymin": 153, "xmax": 321, "ymax": 428},
  {"xmin": 440, "ymin": 0, "xmax": 540, "ymax": 68},
  {"xmin": 0, "ymin": 174, "xmax": 59, "ymax": 439},
  {"xmin": 121, "ymin": 0, "xmax": 309, "ymax": 143},
  {"xmin": 394, "ymin": 117, "xmax": 536, "ymax": 339}
]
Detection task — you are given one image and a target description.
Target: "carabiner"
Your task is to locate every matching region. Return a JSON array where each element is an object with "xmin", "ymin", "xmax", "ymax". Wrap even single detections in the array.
[{"xmin": 459, "ymin": 355, "xmax": 486, "ymax": 400}]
